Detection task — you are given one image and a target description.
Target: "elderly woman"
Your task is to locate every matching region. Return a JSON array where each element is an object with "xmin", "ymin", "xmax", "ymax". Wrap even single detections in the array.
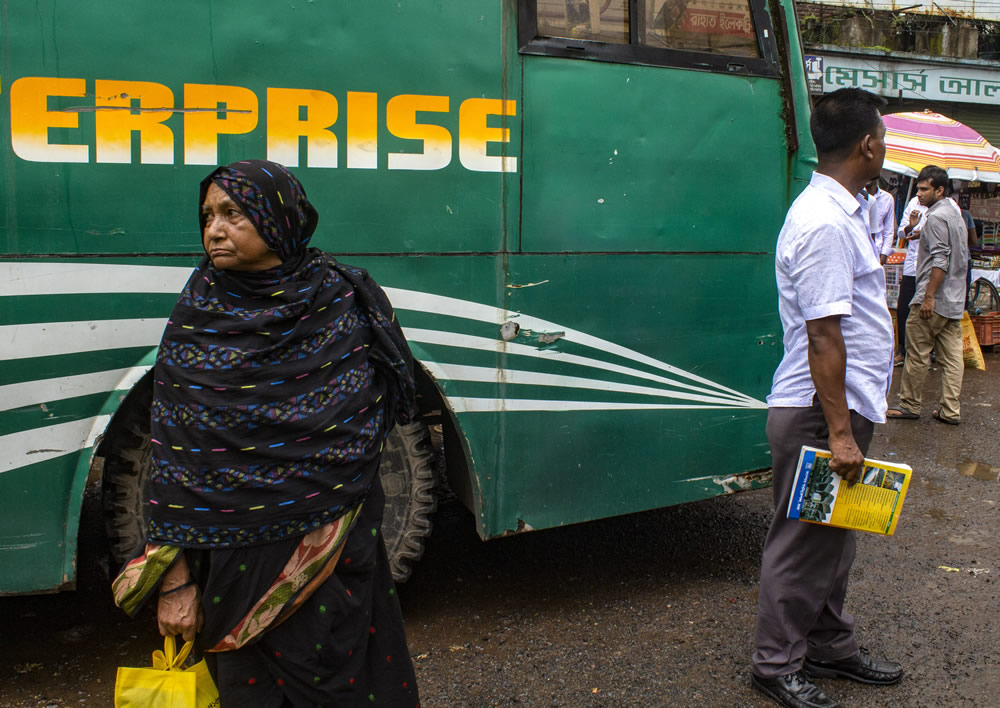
[{"xmin": 113, "ymin": 160, "xmax": 420, "ymax": 706}]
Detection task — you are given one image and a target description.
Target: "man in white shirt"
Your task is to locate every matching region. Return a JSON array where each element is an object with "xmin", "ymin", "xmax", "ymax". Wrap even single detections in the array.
[
  {"xmin": 895, "ymin": 194, "xmax": 926, "ymax": 363},
  {"xmin": 751, "ymin": 88, "xmax": 902, "ymax": 708},
  {"xmin": 865, "ymin": 178, "xmax": 896, "ymax": 264}
]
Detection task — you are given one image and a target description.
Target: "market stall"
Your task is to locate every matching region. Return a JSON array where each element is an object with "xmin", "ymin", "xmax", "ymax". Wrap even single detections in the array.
[{"xmin": 880, "ymin": 110, "xmax": 1000, "ymax": 352}]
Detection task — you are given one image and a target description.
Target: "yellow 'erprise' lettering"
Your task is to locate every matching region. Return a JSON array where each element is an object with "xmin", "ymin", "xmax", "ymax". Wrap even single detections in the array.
[{"xmin": 6, "ymin": 77, "xmax": 518, "ymax": 173}]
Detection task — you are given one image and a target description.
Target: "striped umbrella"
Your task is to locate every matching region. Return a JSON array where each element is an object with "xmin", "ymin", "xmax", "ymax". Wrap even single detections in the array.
[{"xmin": 882, "ymin": 110, "xmax": 1000, "ymax": 182}]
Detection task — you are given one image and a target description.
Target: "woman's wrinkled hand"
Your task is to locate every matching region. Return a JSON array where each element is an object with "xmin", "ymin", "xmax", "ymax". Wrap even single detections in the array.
[
  {"xmin": 157, "ymin": 582, "xmax": 204, "ymax": 641},
  {"xmin": 157, "ymin": 552, "xmax": 203, "ymax": 641}
]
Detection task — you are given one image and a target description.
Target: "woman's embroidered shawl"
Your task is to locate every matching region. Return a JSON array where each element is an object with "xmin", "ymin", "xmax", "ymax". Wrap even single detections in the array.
[{"xmin": 148, "ymin": 160, "xmax": 415, "ymax": 548}]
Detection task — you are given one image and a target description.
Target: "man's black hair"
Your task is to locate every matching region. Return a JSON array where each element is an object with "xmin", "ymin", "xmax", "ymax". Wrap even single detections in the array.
[
  {"xmin": 810, "ymin": 88, "xmax": 887, "ymax": 159},
  {"xmin": 916, "ymin": 164, "xmax": 949, "ymax": 192}
]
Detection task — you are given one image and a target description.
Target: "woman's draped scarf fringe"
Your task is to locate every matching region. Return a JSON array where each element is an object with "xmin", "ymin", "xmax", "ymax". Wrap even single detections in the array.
[{"xmin": 112, "ymin": 504, "xmax": 362, "ymax": 650}]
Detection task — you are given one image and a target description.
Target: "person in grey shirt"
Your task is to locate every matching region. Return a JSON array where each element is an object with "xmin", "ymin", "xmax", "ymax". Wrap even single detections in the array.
[{"xmin": 888, "ymin": 164, "xmax": 969, "ymax": 424}]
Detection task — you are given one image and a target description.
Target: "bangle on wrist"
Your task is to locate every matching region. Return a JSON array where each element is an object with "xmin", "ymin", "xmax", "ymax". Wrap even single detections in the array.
[{"xmin": 159, "ymin": 579, "xmax": 196, "ymax": 596}]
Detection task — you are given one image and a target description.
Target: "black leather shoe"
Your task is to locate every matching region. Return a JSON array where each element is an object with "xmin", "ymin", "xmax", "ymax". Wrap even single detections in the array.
[
  {"xmin": 803, "ymin": 647, "xmax": 903, "ymax": 685},
  {"xmin": 751, "ymin": 670, "xmax": 839, "ymax": 708}
]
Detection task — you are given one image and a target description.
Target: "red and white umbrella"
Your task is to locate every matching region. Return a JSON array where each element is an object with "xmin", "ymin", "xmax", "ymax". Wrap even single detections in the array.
[{"xmin": 882, "ymin": 110, "xmax": 1000, "ymax": 182}]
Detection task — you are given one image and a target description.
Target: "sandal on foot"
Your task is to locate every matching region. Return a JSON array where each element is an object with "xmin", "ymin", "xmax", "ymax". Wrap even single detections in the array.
[
  {"xmin": 932, "ymin": 409, "xmax": 960, "ymax": 425},
  {"xmin": 887, "ymin": 408, "xmax": 919, "ymax": 420}
]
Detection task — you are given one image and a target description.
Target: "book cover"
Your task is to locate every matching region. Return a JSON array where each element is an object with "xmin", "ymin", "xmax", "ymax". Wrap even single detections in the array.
[{"xmin": 787, "ymin": 446, "xmax": 912, "ymax": 535}]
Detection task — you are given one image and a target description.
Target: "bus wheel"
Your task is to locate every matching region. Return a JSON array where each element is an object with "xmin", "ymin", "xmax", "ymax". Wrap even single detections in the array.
[
  {"xmin": 379, "ymin": 420, "xmax": 437, "ymax": 583},
  {"xmin": 102, "ymin": 424, "xmax": 153, "ymax": 567}
]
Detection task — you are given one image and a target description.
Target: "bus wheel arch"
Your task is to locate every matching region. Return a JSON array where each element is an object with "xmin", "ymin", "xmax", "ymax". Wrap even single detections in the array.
[
  {"xmin": 97, "ymin": 369, "xmax": 155, "ymax": 568},
  {"xmin": 378, "ymin": 361, "xmax": 464, "ymax": 583}
]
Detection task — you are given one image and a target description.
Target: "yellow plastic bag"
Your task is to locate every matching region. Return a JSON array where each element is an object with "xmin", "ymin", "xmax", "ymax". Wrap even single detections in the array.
[
  {"xmin": 115, "ymin": 635, "xmax": 219, "ymax": 708},
  {"xmin": 961, "ymin": 311, "xmax": 987, "ymax": 371}
]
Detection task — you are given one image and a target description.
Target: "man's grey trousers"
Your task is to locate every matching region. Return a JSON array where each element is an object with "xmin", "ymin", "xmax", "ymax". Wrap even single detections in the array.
[{"xmin": 751, "ymin": 400, "xmax": 875, "ymax": 678}]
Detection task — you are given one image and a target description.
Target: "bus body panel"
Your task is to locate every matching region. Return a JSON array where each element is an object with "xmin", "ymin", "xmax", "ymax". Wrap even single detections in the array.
[
  {"xmin": 0, "ymin": 0, "xmax": 816, "ymax": 592},
  {"xmin": 521, "ymin": 59, "xmax": 789, "ymax": 254}
]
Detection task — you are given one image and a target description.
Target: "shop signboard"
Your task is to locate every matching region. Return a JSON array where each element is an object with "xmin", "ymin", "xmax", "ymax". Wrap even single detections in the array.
[
  {"xmin": 805, "ymin": 55, "xmax": 824, "ymax": 95},
  {"xmin": 806, "ymin": 53, "xmax": 1000, "ymax": 105}
]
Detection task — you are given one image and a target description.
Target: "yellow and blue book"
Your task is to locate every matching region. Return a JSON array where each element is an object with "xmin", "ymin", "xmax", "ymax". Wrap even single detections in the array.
[{"xmin": 787, "ymin": 446, "xmax": 912, "ymax": 536}]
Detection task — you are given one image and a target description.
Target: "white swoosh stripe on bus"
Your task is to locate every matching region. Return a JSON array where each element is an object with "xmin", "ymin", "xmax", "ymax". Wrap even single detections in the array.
[
  {"xmin": 0, "ymin": 415, "xmax": 110, "ymax": 475},
  {"xmin": 0, "ymin": 263, "xmax": 762, "ymax": 406},
  {"xmin": 0, "ymin": 263, "xmax": 189, "ymax": 296},
  {"xmin": 0, "ymin": 367, "xmax": 151, "ymax": 413},
  {"xmin": 0, "ymin": 320, "xmax": 755, "ymax": 407},
  {"xmin": 446, "ymin": 398, "xmax": 757, "ymax": 413},
  {"xmin": 405, "ymin": 328, "xmax": 758, "ymax": 406},
  {"xmin": 384, "ymin": 287, "xmax": 755, "ymax": 403},
  {"xmin": 423, "ymin": 362, "xmax": 760, "ymax": 408},
  {"xmin": 0, "ymin": 320, "xmax": 167, "ymax": 362}
]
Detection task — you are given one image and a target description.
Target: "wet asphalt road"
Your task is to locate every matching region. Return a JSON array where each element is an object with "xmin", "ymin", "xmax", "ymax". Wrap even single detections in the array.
[{"xmin": 2, "ymin": 353, "xmax": 999, "ymax": 707}]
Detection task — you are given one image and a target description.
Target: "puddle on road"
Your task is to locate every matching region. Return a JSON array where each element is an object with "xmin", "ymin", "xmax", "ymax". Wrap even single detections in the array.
[{"xmin": 957, "ymin": 461, "xmax": 1000, "ymax": 481}]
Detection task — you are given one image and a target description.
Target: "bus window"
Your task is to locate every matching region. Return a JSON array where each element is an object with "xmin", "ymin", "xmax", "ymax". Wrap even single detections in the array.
[
  {"xmin": 536, "ymin": 0, "xmax": 629, "ymax": 44},
  {"xmin": 642, "ymin": 0, "xmax": 760, "ymax": 58},
  {"xmin": 520, "ymin": 0, "xmax": 778, "ymax": 76}
]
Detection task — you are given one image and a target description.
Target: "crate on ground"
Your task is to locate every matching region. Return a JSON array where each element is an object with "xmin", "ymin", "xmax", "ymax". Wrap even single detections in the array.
[
  {"xmin": 971, "ymin": 312, "xmax": 1000, "ymax": 346},
  {"xmin": 884, "ymin": 261, "xmax": 903, "ymax": 309}
]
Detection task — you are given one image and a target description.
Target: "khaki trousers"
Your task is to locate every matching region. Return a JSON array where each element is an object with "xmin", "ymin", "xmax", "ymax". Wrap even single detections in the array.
[{"xmin": 899, "ymin": 305, "xmax": 964, "ymax": 421}]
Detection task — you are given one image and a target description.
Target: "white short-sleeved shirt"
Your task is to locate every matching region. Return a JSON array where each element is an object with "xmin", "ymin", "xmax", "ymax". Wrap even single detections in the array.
[
  {"xmin": 767, "ymin": 172, "xmax": 895, "ymax": 424},
  {"xmin": 898, "ymin": 196, "xmax": 927, "ymax": 277},
  {"xmin": 870, "ymin": 188, "xmax": 896, "ymax": 257},
  {"xmin": 857, "ymin": 192, "xmax": 872, "ymax": 236}
]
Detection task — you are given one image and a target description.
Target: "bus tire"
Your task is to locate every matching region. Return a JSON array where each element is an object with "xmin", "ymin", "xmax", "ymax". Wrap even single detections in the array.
[
  {"xmin": 379, "ymin": 420, "xmax": 437, "ymax": 584},
  {"xmin": 101, "ymin": 423, "xmax": 153, "ymax": 568}
]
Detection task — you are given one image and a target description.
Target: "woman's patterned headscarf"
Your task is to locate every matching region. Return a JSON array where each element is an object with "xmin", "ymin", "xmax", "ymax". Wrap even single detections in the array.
[
  {"xmin": 148, "ymin": 161, "xmax": 415, "ymax": 549},
  {"xmin": 199, "ymin": 160, "xmax": 319, "ymax": 263}
]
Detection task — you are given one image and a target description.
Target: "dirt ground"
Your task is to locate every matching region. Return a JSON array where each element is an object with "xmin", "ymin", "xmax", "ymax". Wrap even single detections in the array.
[{"xmin": 2, "ymin": 353, "xmax": 998, "ymax": 707}]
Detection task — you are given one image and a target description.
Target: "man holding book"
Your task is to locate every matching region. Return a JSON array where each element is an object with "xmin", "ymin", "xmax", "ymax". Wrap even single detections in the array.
[{"xmin": 750, "ymin": 88, "xmax": 903, "ymax": 708}]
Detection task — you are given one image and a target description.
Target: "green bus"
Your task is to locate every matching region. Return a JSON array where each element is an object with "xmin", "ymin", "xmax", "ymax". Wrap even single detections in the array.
[{"xmin": 0, "ymin": 0, "xmax": 814, "ymax": 594}]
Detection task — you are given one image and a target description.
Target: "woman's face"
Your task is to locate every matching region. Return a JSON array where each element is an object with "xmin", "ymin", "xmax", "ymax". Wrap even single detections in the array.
[{"xmin": 201, "ymin": 183, "xmax": 282, "ymax": 271}]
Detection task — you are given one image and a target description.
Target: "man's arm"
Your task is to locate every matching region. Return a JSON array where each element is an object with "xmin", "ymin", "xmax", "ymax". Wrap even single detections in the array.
[
  {"xmin": 879, "ymin": 199, "xmax": 895, "ymax": 261},
  {"xmin": 919, "ymin": 214, "xmax": 951, "ymax": 319},
  {"xmin": 898, "ymin": 198, "xmax": 922, "ymax": 245},
  {"xmin": 805, "ymin": 315, "xmax": 864, "ymax": 483},
  {"xmin": 920, "ymin": 268, "xmax": 947, "ymax": 320}
]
